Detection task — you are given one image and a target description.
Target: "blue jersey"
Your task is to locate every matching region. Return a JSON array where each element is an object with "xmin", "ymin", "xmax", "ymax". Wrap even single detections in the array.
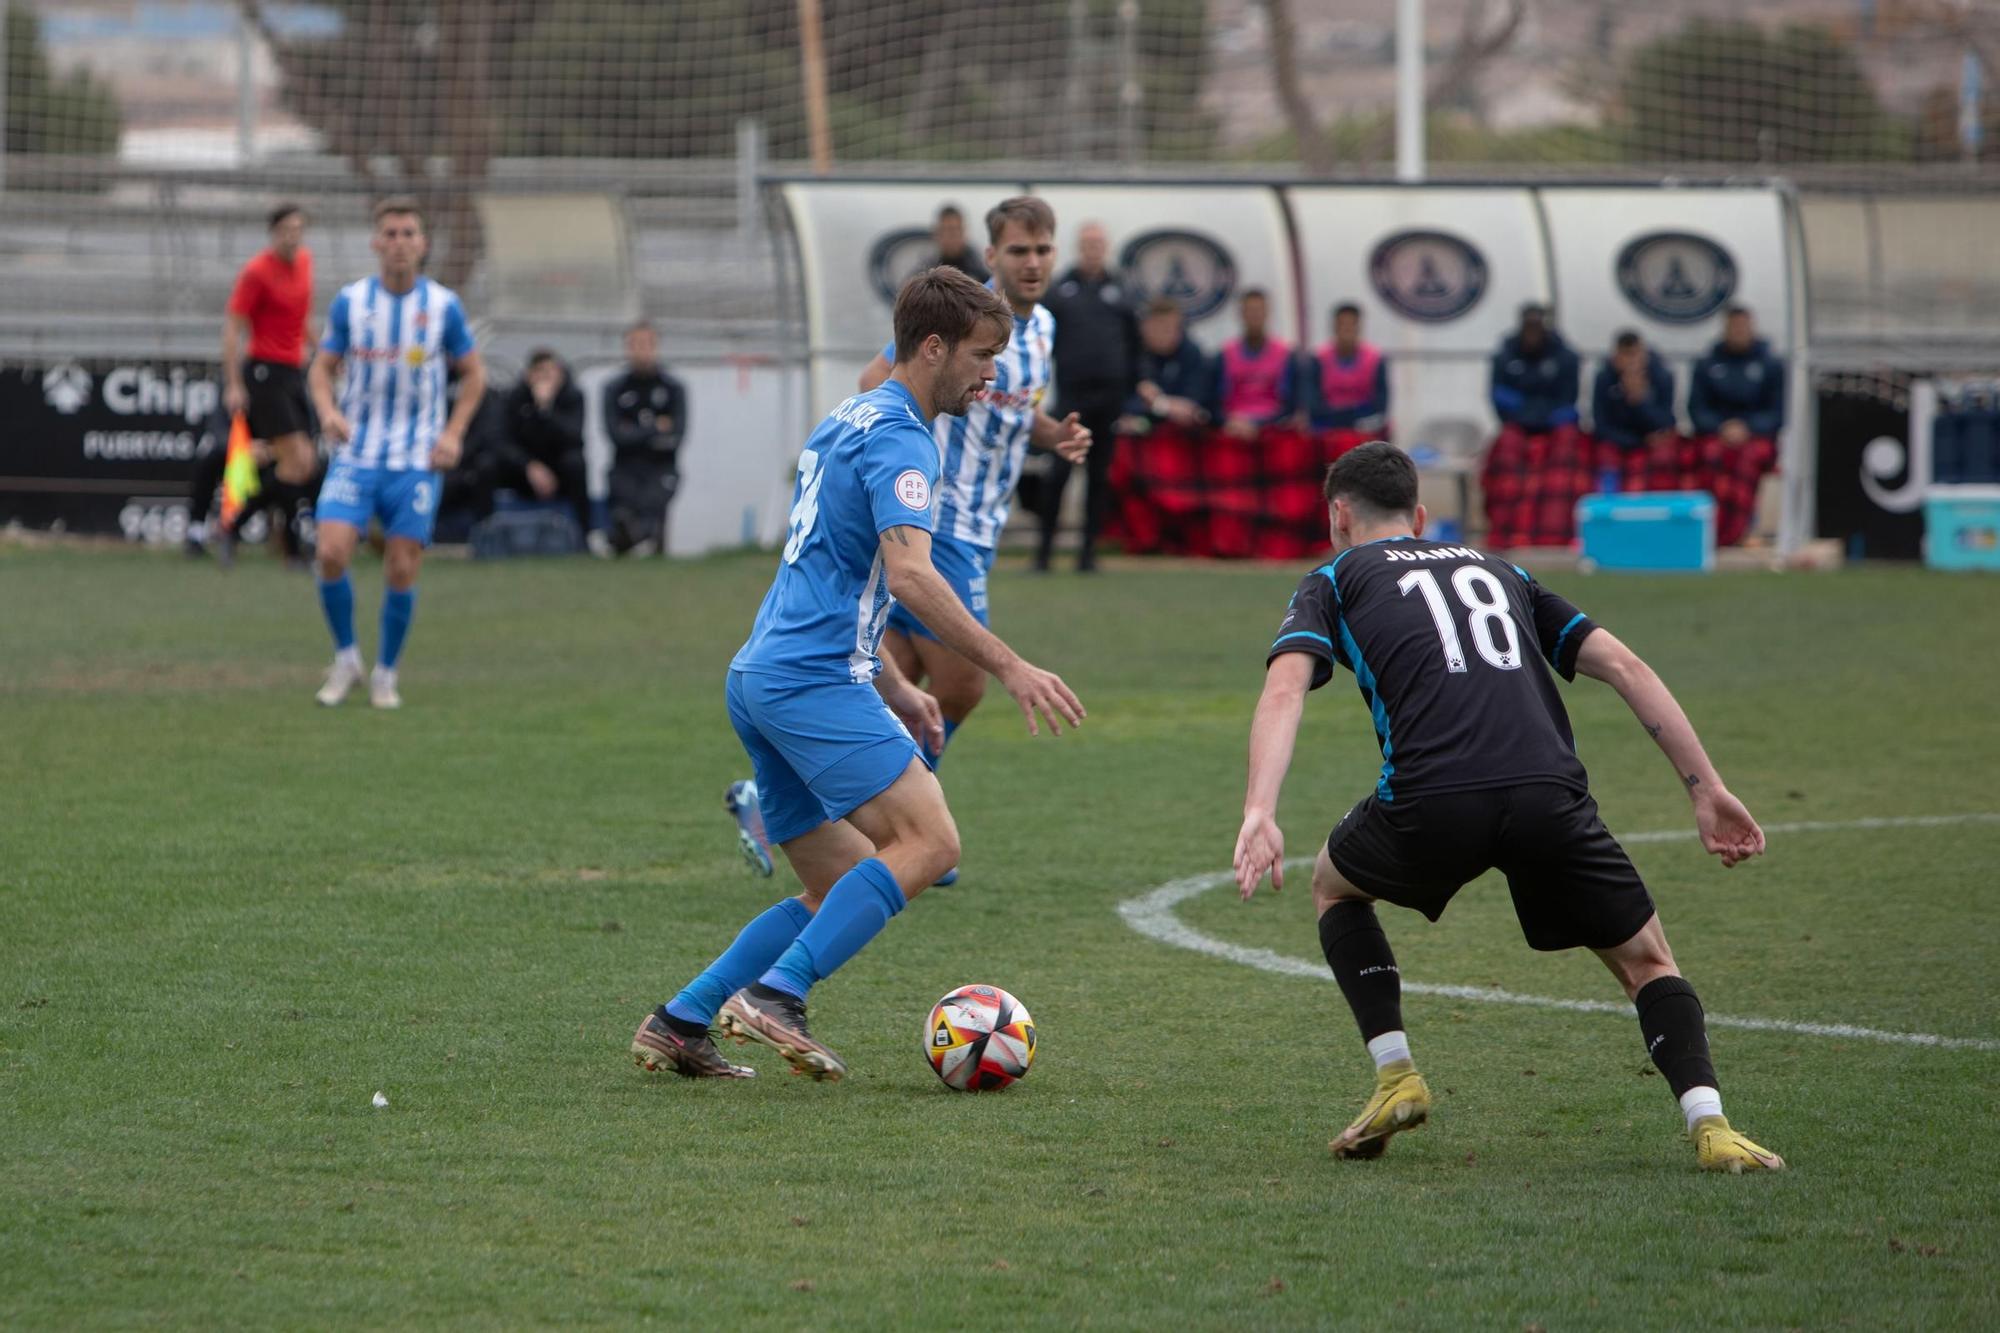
[
  {"xmin": 882, "ymin": 299, "xmax": 1054, "ymax": 549},
  {"xmin": 733, "ymin": 379, "xmax": 940, "ymax": 684},
  {"xmin": 320, "ymin": 275, "xmax": 475, "ymax": 471}
]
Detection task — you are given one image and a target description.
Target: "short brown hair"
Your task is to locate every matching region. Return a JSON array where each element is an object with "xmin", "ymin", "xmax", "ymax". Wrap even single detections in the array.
[
  {"xmin": 372, "ymin": 195, "xmax": 425, "ymax": 230},
  {"xmin": 1143, "ymin": 297, "xmax": 1182, "ymax": 320},
  {"xmin": 1323, "ymin": 440, "xmax": 1418, "ymax": 516},
  {"xmin": 893, "ymin": 266, "xmax": 1011, "ymax": 363},
  {"xmin": 985, "ymin": 195, "xmax": 1055, "ymax": 244}
]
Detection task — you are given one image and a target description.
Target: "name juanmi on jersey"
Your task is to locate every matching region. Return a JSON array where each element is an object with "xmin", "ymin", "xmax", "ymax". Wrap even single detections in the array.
[{"xmin": 1382, "ymin": 546, "xmax": 1485, "ymax": 563}]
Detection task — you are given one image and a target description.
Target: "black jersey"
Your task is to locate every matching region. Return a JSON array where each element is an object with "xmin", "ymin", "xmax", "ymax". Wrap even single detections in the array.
[{"xmin": 1267, "ymin": 536, "xmax": 1600, "ymax": 801}]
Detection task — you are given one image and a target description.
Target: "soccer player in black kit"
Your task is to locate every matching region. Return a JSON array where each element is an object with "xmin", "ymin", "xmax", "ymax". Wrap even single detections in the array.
[{"xmin": 1234, "ymin": 442, "xmax": 1783, "ymax": 1173}]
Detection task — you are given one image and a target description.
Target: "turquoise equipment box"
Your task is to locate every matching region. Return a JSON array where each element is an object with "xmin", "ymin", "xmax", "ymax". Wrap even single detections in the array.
[
  {"xmin": 1923, "ymin": 486, "xmax": 2000, "ymax": 572},
  {"xmin": 1576, "ymin": 492, "xmax": 1716, "ymax": 573}
]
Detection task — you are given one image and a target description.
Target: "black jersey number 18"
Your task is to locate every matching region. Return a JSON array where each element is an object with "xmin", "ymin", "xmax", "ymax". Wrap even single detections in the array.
[{"xmin": 1397, "ymin": 567, "xmax": 1523, "ymax": 673}]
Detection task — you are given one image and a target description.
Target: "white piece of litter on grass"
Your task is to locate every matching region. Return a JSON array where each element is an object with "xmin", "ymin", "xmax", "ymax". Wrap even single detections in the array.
[{"xmin": 371, "ymin": 1091, "xmax": 389, "ymax": 1109}]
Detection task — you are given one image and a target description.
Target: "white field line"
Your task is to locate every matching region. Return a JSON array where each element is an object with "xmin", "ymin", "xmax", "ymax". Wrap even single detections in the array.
[{"xmin": 1117, "ymin": 812, "xmax": 2000, "ymax": 1053}]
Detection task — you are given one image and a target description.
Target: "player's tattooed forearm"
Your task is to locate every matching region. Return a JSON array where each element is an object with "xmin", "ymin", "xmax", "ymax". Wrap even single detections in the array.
[
  {"xmin": 886, "ymin": 527, "xmax": 910, "ymax": 546},
  {"xmin": 1644, "ymin": 721, "xmax": 1663, "ymax": 741},
  {"xmin": 1683, "ymin": 773, "xmax": 1701, "ymax": 789}
]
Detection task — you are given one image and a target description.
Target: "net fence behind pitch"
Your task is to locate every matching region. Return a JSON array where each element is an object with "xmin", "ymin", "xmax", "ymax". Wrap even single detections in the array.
[{"xmin": 1, "ymin": 0, "xmax": 1997, "ymax": 354}]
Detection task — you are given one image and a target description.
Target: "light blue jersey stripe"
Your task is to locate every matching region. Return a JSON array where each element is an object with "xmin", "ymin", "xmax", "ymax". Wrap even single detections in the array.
[{"xmin": 1550, "ymin": 611, "xmax": 1587, "ymax": 668}]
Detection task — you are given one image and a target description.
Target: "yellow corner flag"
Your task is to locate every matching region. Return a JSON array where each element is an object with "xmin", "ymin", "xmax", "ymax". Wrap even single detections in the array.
[{"xmin": 220, "ymin": 413, "xmax": 261, "ymax": 528}]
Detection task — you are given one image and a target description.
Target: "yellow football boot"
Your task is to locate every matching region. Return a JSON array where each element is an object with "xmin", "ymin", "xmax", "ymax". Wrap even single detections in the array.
[
  {"xmin": 1330, "ymin": 1059, "xmax": 1432, "ymax": 1160},
  {"xmin": 1692, "ymin": 1115, "xmax": 1786, "ymax": 1173}
]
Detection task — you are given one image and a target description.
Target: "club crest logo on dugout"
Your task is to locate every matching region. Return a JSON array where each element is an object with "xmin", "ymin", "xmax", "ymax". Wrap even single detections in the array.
[
  {"xmin": 867, "ymin": 227, "xmax": 938, "ymax": 305},
  {"xmin": 1616, "ymin": 231, "xmax": 1738, "ymax": 324},
  {"xmin": 1118, "ymin": 229, "xmax": 1238, "ymax": 321},
  {"xmin": 1369, "ymin": 229, "xmax": 1488, "ymax": 322}
]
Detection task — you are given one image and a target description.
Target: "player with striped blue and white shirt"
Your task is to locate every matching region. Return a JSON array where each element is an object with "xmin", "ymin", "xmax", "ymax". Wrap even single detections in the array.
[
  {"xmin": 857, "ymin": 197, "xmax": 1090, "ymax": 765},
  {"xmin": 306, "ymin": 197, "xmax": 486, "ymax": 710},
  {"xmin": 723, "ymin": 198, "xmax": 1090, "ymax": 884}
]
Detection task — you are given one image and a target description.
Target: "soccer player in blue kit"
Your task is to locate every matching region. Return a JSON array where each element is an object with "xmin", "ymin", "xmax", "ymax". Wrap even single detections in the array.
[
  {"xmin": 306, "ymin": 196, "xmax": 486, "ymax": 709},
  {"xmin": 633, "ymin": 268, "xmax": 1086, "ymax": 1081}
]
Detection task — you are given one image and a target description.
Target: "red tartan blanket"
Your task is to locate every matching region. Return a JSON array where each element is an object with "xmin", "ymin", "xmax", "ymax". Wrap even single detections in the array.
[{"xmin": 1106, "ymin": 424, "xmax": 1369, "ymax": 560}]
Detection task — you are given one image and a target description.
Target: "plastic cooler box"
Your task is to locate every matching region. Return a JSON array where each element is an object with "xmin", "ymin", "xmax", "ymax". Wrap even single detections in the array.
[
  {"xmin": 1923, "ymin": 485, "xmax": 2000, "ymax": 572},
  {"xmin": 1575, "ymin": 491, "xmax": 1715, "ymax": 573}
]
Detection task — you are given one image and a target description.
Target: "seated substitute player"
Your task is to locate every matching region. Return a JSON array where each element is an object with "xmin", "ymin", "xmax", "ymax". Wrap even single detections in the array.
[
  {"xmin": 1233, "ymin": 441, "xmax": 1783, "ymax": 1173},
  {"xmin": 722, "ymin": 196, "xmax": 1091, "ymax": 886},
  {"xmin": 634, "ymin": 267, "xmax": 1085, "ymax": 1082},
  {"xmin": 306, "ymin": 196, "xmax": 486, "ymax": 710}
]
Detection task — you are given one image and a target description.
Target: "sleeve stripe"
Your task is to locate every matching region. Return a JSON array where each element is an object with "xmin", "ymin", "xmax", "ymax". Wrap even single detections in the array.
[
  {"xmin": 1550, "ymin": 612, "xmax": 1587, "ymax": 667},
  {"xmin": 1271, "ymin": 630, "xmax": 1333, "ymax": 650}
]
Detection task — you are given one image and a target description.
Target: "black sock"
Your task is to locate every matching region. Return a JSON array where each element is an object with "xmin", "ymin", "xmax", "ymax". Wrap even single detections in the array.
[
  {"xmin": 656, "ymin": 1005, "xmax": 707, "ymax": 1040},
  {"xmin": 1634, "ymin": 976, "xmax": 1718, "ymax": 1098},
  {"xmin": 1318, "ymin": 900, "xmax": 1404, "ymax": 1044}
]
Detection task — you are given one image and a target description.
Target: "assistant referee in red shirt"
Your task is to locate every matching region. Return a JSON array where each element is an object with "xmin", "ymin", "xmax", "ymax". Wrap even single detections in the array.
[{"xmin": 222, "ymin": 203, "xmax": 316, "ymax": 503}]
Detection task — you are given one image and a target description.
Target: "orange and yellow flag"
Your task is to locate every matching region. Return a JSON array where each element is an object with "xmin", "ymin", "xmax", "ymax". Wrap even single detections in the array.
[{"xmin": 220, "ymin": 413, "xmax": 260, "ymax": 527}]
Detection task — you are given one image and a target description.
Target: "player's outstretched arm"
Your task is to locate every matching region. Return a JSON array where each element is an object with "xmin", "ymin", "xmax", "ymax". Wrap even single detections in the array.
[
  {"xmin": 1574, "ymin": 629, "xmax": 1766, "ymax": 868},
  {"xmin": 878, "ymin": 525, "xmax": 1084, "ymax": 737},
  {"xmin": 1235, "ymin": 653, "xmax": 1315, "ymax": 900},
  {"xmin": 858, "ymin": 352, "xmax": 893, "ymax": 393}
]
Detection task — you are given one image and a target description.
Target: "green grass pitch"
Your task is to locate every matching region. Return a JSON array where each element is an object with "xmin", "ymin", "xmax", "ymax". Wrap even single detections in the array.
[{"xmin": 3, "ymin": 545, "xmax": 1997, "ymax": 1329}]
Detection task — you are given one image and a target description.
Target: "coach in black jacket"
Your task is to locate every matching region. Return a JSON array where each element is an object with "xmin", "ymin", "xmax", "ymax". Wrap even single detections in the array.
[
  {"xmin": 602, "ymin": 321, "xmax": 687, "ymax": 556},
  {"xmin": 1037, "ymin": 222, "xmax": 1137, "ymax": 573}
]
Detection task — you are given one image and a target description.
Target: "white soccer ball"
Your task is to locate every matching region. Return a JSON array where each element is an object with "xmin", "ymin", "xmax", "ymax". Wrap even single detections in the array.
[{"xmin": 923, "ymin": 984, "xmax": 1037, "ymax": 1092}]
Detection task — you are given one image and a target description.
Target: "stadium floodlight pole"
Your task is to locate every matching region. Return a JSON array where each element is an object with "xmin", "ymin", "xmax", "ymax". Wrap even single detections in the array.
[
  {"xmin": 736, "ymin": 118, "xmax": 765, "ymax": 240},
  {"xmin": 797, "ymin": 0, "xmax": 834, "ymax": 175},
  {"xmin": 1395, "ymin": 0, "xmax": 1425, "ymax": 182},
  {"xmin": 1066, "ymin": 0, "xmax": 1088, "ymax": 159},
  {"xmin": 1116, "ymin": 0, "xmax": 1142, "ymax": 167},
  {"xmin": 0, "ymin": 8, "xmax": 8, "ymax": 194},
  {"xmin": 236, "ymin": 7, "xmax": 256, "ymax": 167}
]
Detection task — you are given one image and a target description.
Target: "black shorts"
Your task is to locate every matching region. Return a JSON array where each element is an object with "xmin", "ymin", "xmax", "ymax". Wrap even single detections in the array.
[
  {"xmin": 244, "ymin": 360, "xmax": 312, "ymax": 441},
  {"xmin": 1325, "ymin": 782, "xmax": 1655, "ymax": 952}
]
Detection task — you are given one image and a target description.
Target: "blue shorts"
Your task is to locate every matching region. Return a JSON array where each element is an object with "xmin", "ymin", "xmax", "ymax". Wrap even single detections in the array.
[
  {"xmin": 315, "ymin": 458, "xmax": 443, "ymax": 544},
  {"xmin": 885, "ymin": 534, "xmax": 995, "ymax": 641},
  {"xmin": 726, "ymin": 670, "xmax": 926, "ymax": 845}
]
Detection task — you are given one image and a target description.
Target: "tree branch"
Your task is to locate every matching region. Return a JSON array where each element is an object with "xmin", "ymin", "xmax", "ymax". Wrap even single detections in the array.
[{"xmin": 1260, "ymin": 0, "xmax": 1333, "ymax": 174}]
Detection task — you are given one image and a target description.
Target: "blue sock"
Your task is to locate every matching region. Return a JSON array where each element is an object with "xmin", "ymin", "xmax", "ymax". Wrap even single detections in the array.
[
  {"xmin": 759, "ymin": 858, "xmax": 905, "ymax": 999},
  {"xmin": 927, "ymin": 718, "xmax": 962, "ymax": 768},
  {"xmin": 665, "ymin": 897, "xmax": 813, "ymax": 1027},
  {"xmin": 317, "ymin": 574, "xmax": 356, "ymax": 652},
  {"xmin": 379, "ymin": 586, "xmax": 417, "ymax": 670}
]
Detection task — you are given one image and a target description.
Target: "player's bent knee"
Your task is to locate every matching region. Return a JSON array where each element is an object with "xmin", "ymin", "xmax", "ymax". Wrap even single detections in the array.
[
  {"xmin": 894, "ymin": 816, "xmax": 960, "ymax": 891},
  {"xmin": 315, "ymin": 545, "xmax": 351, "ymax": 581},
  {"xmin": 1594, "ymin": 916, "xmax": 1679, "ymax": 998},
  {"xmin": 383, "ymin": 542, "xmax": 423, "ymax": 590},
  {"xmin": 929, "ymin": 823, "xmax": 963, "ymax": 876},
  {"xmin": 1311, "ymin": 847, "xmax": 1371, "ymax": 915}
]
